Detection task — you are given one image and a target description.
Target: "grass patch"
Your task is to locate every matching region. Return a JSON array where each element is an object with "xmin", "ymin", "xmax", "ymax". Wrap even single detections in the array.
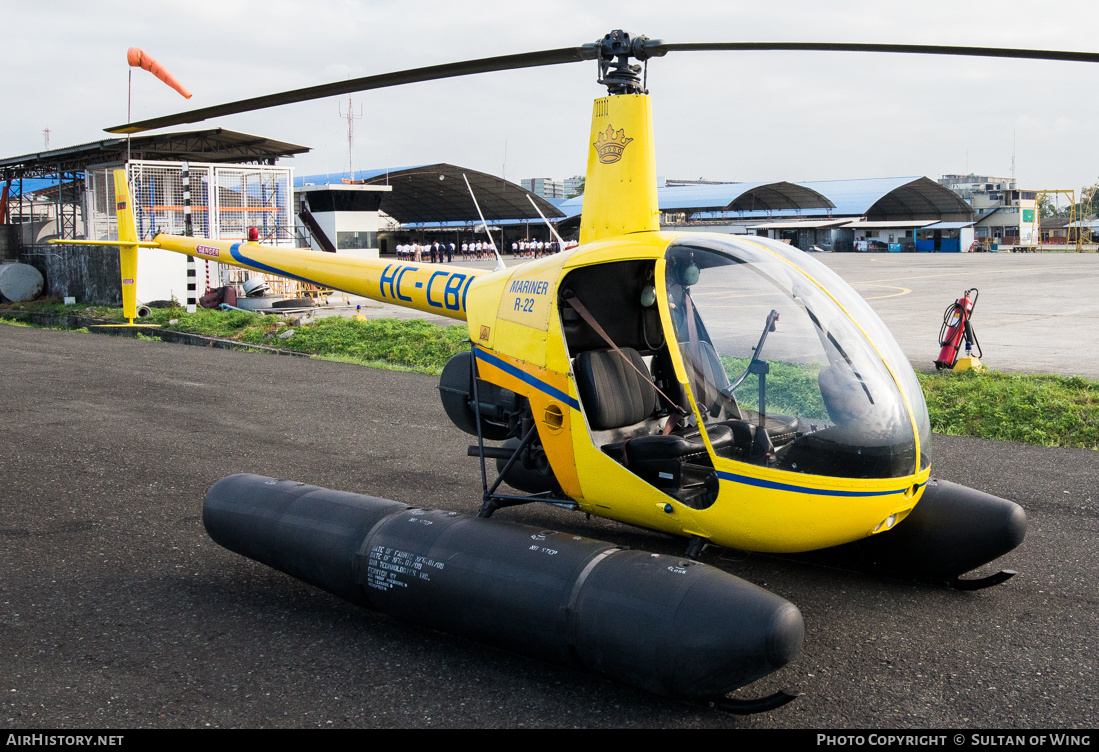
[
  {"xmin": 0, "ymin": 314, "xmax": 88, "ymax": 333},
  {"xmin": 141, "ymin": 306, "xmax": 269, "ymax": 336},
  {"xmin": 236, "ymin": 317, "xmax": 471, "ymax": 372},
  {"xmin": 719, "ymin": 354, "xmax": 1099, "ymax": 449},
  {"xmin": 917, "ymin": 370, "xmax": 1099, "ymax": 449},
  {"xmin": 720, "ymin": 356, "xmax": 828, "ymax": 419},
  {"xmin": 0, "ymin": 299, "xmax": 101, "ymax": 315},
  {"xmin": 0, "ymin": 298, "xmax": 119, "ymax": 322},
  {"xmin": 134, "ymin": 306, "xmax": 470, "ymax": 373}
]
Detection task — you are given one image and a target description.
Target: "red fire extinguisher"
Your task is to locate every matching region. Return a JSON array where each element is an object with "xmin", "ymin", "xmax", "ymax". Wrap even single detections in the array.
[{"xmin": 935, "ymin": 288, "xmax": 982, "ymax": 370}]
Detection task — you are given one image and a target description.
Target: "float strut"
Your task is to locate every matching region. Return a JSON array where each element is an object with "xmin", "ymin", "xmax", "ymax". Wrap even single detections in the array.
[{"xmin": 686, "ymin": 535, "xmax": 708, "ymax": 560}]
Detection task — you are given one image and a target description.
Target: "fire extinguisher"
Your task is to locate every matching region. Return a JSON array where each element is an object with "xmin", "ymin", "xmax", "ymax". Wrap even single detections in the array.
[{"xmin": 935, "ymin": 288, "xmax": 982, "ymax": 370}]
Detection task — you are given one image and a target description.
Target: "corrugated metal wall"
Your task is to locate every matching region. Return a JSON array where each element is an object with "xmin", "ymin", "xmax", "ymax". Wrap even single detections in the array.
[{"xmin": 19, "ymin": 244, "xmax": 122, "ymax": 305}]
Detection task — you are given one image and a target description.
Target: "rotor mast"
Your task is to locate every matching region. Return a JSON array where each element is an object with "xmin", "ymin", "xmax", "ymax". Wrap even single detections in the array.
[
  {"xmin": 579, "ymin": 31, "xmax": 666, "ymax": 244},
  {"xmin": 591, "ymin": 29, "xmax": 666, "ymax": 94}
]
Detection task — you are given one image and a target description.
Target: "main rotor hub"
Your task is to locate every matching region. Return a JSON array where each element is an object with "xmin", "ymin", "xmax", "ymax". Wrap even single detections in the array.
[{"xmin": 588, "ymin": 30, "xmax": 666, "ymax": 95}]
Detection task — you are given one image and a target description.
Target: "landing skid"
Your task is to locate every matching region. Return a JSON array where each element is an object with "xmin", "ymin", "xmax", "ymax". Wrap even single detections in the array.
[
  {"xmin": 476, "ymin": 490, "xmax": 576, "ymax": 518},
  {"xmin": 705, "ymin": 690, "xmax": 800, "ymax": 715},
  {"xmin": 782, "ymin": 478, "xmax": 1026, "ymax": 590},
  {"xmin": 778, "ymin": 551, "xmax": 1020, "ymax": 591},
  {"xmin": 948, "ymin": 569, "xmax": 1017, "ymax": 591}
]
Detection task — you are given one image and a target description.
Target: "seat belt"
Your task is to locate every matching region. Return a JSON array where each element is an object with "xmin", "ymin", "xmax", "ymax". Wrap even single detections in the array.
[{"xmin": 564, "ymin": 295, "xmax": 687, "ymax": 420}]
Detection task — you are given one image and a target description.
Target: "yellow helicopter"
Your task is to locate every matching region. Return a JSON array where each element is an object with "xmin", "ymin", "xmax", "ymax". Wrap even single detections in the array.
[{"xmin": 65, "ymin": 30, "xmax": 1070, "ymax": 586}]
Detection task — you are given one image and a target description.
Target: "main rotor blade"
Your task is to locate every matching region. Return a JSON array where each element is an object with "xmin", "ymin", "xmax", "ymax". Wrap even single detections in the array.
[
  {"xmin": 107, "ymin": 46, "xmax": 596, "ymax": 134},
  {"xmin": 653, "ymin": 41, "xmax": 1099, "ymax": 65},
  {"xmin": 108, "ymin": 36, "xmax": 1099, "ymax": 135}
]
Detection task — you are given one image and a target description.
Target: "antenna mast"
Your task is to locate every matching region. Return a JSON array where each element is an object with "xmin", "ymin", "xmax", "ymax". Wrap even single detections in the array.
[
  {"xmin": 1011, "ymin": 130, "xmax": 1016, "ymax": 181},
  {"xmin": 339, "ymin": 96, "xmax": 364, "ymax": 179}
]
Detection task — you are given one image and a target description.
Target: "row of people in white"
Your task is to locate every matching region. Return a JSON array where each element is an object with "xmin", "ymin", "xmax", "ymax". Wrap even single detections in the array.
[
  {"xmin": 461, "ymin": 241, "xmax": 497, "ymax": 260},
  {"xmin": 394, "ymin": 238, "xmax": 580, "ymax": 263},
  {"xmin": 395, "ymin": 241, "xmax": 454, "ymax": 262},
  {"xmin": 510, "ymin": 239, "xmax": 565, "ymax": 258}
]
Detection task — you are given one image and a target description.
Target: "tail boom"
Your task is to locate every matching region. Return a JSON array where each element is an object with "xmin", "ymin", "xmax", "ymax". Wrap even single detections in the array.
[{"xmin": 154, "ymin": 234, "xmax": 484, "ymax": 321}]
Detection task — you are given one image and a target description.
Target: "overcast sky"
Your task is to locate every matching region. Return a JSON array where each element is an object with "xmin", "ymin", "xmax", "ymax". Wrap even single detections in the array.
[{"xmin": 5, "ymin": 0, "xmax": 1099, "ymax": 202}]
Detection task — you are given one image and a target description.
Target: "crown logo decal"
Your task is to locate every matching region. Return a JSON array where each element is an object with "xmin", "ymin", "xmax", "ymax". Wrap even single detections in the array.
[{"xmin": 593, "ymin": 125, "xmax": 633, "ymax": 164}]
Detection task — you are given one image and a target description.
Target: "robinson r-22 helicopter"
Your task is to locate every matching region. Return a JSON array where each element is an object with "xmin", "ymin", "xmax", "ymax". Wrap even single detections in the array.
[{"xmin": 59, "ymin": 30, "xmax": 1086, "ymax": 709}]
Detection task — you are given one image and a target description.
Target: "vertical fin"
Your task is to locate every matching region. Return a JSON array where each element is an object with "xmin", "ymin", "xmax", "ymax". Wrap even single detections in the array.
[
  {"xmin": 579, "ymin": 94, "xmax": 660, "ymax": 244},
  {"xmin": 114, "ymin": 168, "xmax": 138, "ymax": 243},
  {"xmin": 112, "ymin": 168, "xmax": 139, "ymax": 323}
]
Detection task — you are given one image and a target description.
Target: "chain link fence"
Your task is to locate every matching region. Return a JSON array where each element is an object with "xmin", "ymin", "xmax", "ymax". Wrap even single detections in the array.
[{"xmin": 85, "ymin": 160, "xmax": 299, "ymax": 294}]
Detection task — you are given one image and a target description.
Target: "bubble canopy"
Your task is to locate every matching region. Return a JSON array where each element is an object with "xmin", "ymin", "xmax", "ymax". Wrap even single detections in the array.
[{"xmin": 662, "ymin": 235, "xmax": 930, "ymax": 480}]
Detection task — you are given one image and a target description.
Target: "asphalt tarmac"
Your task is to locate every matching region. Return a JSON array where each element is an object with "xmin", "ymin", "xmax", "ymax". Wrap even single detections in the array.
[
  {"xmin": 1, "ymin": 323, "xmax": 1095, "ymax": 730},
  {"xmin": 817, "ymin": 252, "xmax": 1099, "ymax": 380}
]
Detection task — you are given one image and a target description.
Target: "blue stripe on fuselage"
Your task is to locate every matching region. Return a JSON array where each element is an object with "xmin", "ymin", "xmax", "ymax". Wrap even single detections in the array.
[
  {"xmin": 473, "ymin": 348, "xmax": 580, "ymax": 411},
  {"xmin": 716, "ymin": 470, "xmax": 922, "ymax": 497},
  {"xmin": 229, "ymin": 244, "xmax": 329, "ymax": 288}
]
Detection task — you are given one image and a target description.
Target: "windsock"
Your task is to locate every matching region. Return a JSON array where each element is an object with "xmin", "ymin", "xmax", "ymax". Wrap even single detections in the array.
[{"xmin": 127, "ymin": 47, "xmax": 192, "ymax": 99}]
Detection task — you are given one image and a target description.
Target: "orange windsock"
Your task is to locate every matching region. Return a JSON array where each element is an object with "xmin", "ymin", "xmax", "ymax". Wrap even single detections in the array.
[{"xmin": 127, "ymin": 47, "xmax": 192, "ymax": 99}]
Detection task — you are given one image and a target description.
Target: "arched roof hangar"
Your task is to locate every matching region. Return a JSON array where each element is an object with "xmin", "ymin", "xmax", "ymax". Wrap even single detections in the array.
[{"xmin": 296, "ymin": 163, "xmax": 564, "ymax": 225}]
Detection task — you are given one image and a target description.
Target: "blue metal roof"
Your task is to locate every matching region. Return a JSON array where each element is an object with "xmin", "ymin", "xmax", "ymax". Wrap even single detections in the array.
[
  {"xmin": 553, "ymin": 181, "xmax": 836, "ymax": 219},
  {"xmin": 716, "ymin": 177, "xmax": 928, "ymax": 218},
  {"xmin": 556, "ymin": 195, "xmax": 584, "ymax": 219},
  {"xmin": 697, "ymin": 177, "xmax": 972, "ymax": 221},
  {"xmin": 0, "ymin": 178, "xmax": 61, "ymax": 196},
  {"xmin": 657, "ymin": 182, "xmax": 770, "ymax": 210},
  {"xmin": 796, "ymin": 177, "xmax": 925, "ymax": 216}
]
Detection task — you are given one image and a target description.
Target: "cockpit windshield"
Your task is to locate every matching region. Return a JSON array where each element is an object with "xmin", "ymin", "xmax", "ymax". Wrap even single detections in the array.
[{"xmin": 664, "ymin": 237, "xmax": 926, "ymax": 479}]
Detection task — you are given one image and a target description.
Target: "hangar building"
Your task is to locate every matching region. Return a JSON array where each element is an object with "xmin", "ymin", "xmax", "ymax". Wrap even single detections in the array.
[{"xmin": 552, "ymin": 175, "xmax": 975, "ymax": 252}]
